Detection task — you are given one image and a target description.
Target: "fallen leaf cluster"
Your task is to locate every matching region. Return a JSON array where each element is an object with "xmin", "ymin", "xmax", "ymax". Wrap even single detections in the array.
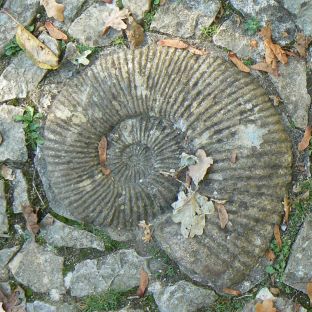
[
  {"xmin": 158, "ymin": 39, "xmax": 208, "ymax": 56},
  {"xmin": 0, "ymin": 287, "xmax": 26, "ymax": 312},
  {"xmin": 138, "ymin": 220, "xmax": 152, "ymax": 243}
]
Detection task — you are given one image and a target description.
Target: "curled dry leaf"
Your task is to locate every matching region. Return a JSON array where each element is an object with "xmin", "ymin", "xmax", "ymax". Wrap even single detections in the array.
[
  {"xmin": 158, "ymin": 39, "xmax": 189, "ymax": 49},
  {"xmin": 307, "ymin": 281, "xmax": 312, "ymax": 306},
  {"xmin": 45, "ymin": 21, "xmax": 68, "ymax": 41},
  {"xmin": 0, "ymin": 165, "xmax": 15, "ymax": 180},
  {"xmin": 223, "ymin": 288, "xmax": 241, "ymax": 296},
  {"xmin": 295, "ymin": 33, "xmax": 312, "ymax": 58},
  {"xmin": 255, "ymin": 299, "xmax": 277, "ymax": 312},
  {"xmin": 188, "ymin": 149, "xmax": 213, "ymax": 186},
  {"xmin": 40, "ymin": 0, "xmax": 64, "ymax": 22},
  {"xmin": 283, "ymin": 195, "xmax": 291, "ymax": 224},
  {"xmin": 187, "ymin": 46, "xmax": 208, "ymax": 56},
  {"xmin": 251, "ymin": 62, "xmax": 278, "ymax": 76},
  {"xmin": 103, "ymin": 8, "xmax": 130, "ymax": 35},
  {"xmin": 215, "ymin": 202, "xmax": 228, "ymax": 229},
  {"xmin": 273, "ymin": 224, "xmax": 282, "ymax": 249},
  {"xmin": 138, "ymin": 220, "xmax": 152, "ymax": 243},
  {"xmin": 265, "ymin": 249, "xmax": 276, "ymax": 262},
  {"xmin": 16, "ymin": 25, "xmax": 59, "ymax": 69},
  {"xmin": 298, "ymin": 126, "xmax": 312, "ymax": 151},
  {"xmin": 22, "ymin": 205, "xmax": 40, "ymax": 236},
  {"xmin": 136, "ymin": 268, "xmax": 149, "ymax": 297},
  {"xmin": 228, "ymin": 52, "xmax": 250, "ymax": 73},
  {"xmin": 98, "ymin": 136, "xmax": 111, "ymax": 176}
]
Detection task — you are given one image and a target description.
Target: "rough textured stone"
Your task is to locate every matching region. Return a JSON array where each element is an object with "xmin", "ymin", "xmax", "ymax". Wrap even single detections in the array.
[
  {"xmin": 122, "ymin": 0, "xmax": 151, "ymax": 22},
  {"xmin": 150, "ymin": 281, "xmax": 217, "ymax": 312},
  {"xmin": 229, "ymin": 0, "xmax": 296, "ymax": 45},
  {"xmin": 284, "ymin": 215, "xmax": 312, "ymax": 294},
  {"xmin": 151, "ymin": 0, "xmax": 221, "ymax": 38},
  {"xmin": 0, "ymin": 0, "xmax": 39, "ymax": 54},
  {"xmin": 26, "ymin": 301, "xmax": 78, "ymax": 312},
  {"xmin": 270, "ymin": 58, "xmax": 310, "ymax": 129},
  {"xmin": 0, "ymin": 105, "xmax": 27, "ymax": 163},
  {"xmin": 9, "ymin": 242, "xmax": 65, "ymax": 295},
  {"xmin": 68, "ymin": 3, "xmax": 122, "ymax": 47},
  {"xmin": 283, "ymin": 0, "xmax": 312, "ymax": 36},
  {"xmin": 0, "ymin": 180, "xmax": 8, "ymax": 235},
  {"xmin": 65, "ymin": 249, "xmax": 146, "ymax": 297},
  {"xmin": 0, "ymin": 246, "xmax": 19, "ymax": 281},
  {"xmin": 213, "ymin": 15, "xmax": 264, "ymax": 61},
  {"xmin": 12, "ymin": 170, "xmax": 30, "ymax": 213},
  {"xmin": 0, "ymin": 32, "xmax": 60, "ymax": 103},
  {"xmin": 40, "ymin": 214, "xmax": 105, "ymax": 251}
]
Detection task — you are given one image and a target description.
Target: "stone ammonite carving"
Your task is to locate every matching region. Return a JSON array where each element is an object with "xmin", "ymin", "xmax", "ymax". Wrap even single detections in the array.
[{"xmin": 38, "ymin": 45, "xmax": 292, "ymax": 293}]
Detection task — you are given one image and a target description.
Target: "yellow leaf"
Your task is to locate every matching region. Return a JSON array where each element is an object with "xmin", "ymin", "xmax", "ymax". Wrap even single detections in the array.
[
  {"xmin": 40, "ymin": 0, "xmax": 64, "ymax": 22},
  {"xmin": 16, "ymin": 24, "xmax": 59, "ymax": 70}
]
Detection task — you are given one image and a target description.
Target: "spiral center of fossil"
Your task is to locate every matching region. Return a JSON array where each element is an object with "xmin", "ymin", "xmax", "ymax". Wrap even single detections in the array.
[{"xmin": 121, "ymin": 143, "xmax": 154, "ymax": 169}]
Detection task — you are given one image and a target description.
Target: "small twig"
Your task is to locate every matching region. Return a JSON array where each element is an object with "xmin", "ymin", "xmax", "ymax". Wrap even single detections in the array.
[
  {"xmin": 0, "ymin": 9, "xmax": 20, "ymax": 25},
  {"xmin": 32, "ymin": 170, "xmax": 45, "ymax": 207}
]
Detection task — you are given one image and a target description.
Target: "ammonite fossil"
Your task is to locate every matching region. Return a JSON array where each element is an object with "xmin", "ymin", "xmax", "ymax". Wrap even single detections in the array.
[{"xmin": 38, "ymin": 45, "xmax": 292, "ymax": 292}]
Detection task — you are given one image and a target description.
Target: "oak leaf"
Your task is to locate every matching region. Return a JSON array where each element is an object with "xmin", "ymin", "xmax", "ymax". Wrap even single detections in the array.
[
  {"xmin": 298, "ymin": 126, "xmax": 311, "ymax": 151},
  {"xmin": 215, "ymin": 202, "xmax": 228, "ymax": 229},
  {"xmin": 22, "ymin": 205, "xmax": 40, "ymax": 236},
  {"xmin": 255, "ymin": 299, "xmax": 277, "ymax": 312},
  {"xmin": 45, "ymin": 21, "xmax": 68, "ymax": 41},
  {"xmin": 228, "ymin": 52, "xmax": 250, "ymax": 73},
  {"xmin": 138, "ymin": 220, "xmax": 152, "ymax": 243},
  {"xmin": 103, "ymin": 8, "xmax": 130, "ymax": 35},
  {"xmin": 172, "ymin": 191, "xmax": 214, "ymax": 238},
  {"xmin": 136, "ymin": 268, "xmax": 149, "ymax": 297},
  {"xmin": 16, "ymin": 24, "xmax": 59, "ymax": 69},
  {"xmin": 273, "ymin": 224, "xmax": 282, "ymax": 249},
  {"xmin": 40, "ymin": 0, "xmax": 64, "ymax": 22},
  {"xmin": 188, "ymin": 149, "xmax": 213, "ymax": 186}
]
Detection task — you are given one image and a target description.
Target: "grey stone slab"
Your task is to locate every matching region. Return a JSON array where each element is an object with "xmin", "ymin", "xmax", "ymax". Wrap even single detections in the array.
[
  {"xmin": 12, "ymin": 170, "xmax": 30, "ymax": 213},
  {"xmin": 284, "ymin": 215, "xmax": 312, "ymax": 294},
  {"xmin": 270, "ymin": 58, "xmax": 310, "ymax": 129},
  {"xmin": 9, "ymin": 241, "xmax": 65, "ymax": 295},
  {"xmin": 40, "ymin": 214, "xmax": 105, "ymax": 251},
  {"xmin": 150, "ymin": 280, "xmax": 217, "ymax": 312},
  {"xmin": 283, "ymin": 0, "xmax": 312, "ymax": 36},
  {"xmin": 0, "ymin": 180, "xmax": 8, "ymax": 235},
  {"xmin": 0, "ymin": 0, "xmax": 39, "ymax": 54},
  {"xmin": 65, "ymin": 249, "xmax": 146, "ymax": 297},
  {"xmin": 0, "ymin": 105, "xmax": 27, "ymax": 163},
  {"xmin": 122, "ymin": 0, "xmax": 151, "ymax": 22},
  {"xmin": 26, "ymin": 301, "xmax": 78, "ymax": 312},
  {"xmin": 150, "ymin": 0, "xmax": 221, "ymax": 38},
  {"xmin": 68, "ymin": 3, "xmax": 122, "ymax": 47},
  {"xmin": 229, "ymin": 0, "xmax": 297, "ymax": 45}
]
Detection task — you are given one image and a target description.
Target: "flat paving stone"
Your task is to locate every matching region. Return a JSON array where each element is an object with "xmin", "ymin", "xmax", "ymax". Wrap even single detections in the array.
[{"xmin": 12, "ymin": 170, "xmax": 30, "ymax": 213}]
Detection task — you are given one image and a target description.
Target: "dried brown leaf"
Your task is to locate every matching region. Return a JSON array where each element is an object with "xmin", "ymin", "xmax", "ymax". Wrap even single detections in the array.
[
  {"xmin": 230, "ymin": 150, "xmax": 237, "ymax": 164},
  {"xmin": 40, "ymin": 0, "xmax": 64, "ymax": 22},
  {"xmin": 187, "ymin": 46, "xmax": 208, "ymax": 55},
  {"xmin": 251, "ymin": 62, "xmax": 278, "ymax": 76},
  {"xmin": 259, "ymin": 26, "xmax": 272, "ymax": 41},
  {"xmin": 136, "ymin": 268, "xmax": 149, "ymax": 297},
  {"xmin": 283, "ymin": 195, "xmax": 291, "ymax": 224},
  {"xmin": 307, "ymin": 281, "xmax": 312, "ymax": 306},
  {"xmin": 223, "ymin": 288, "xmax": 241, "ymax": 296},
  {"xmin": 264, "ymin": 40, "xmax": 277, "ymax": 69},
  {"xmin": 298, "ymin": 126, "xmax": 312, "ymax": 151},
  {"xmin": 138, "ymin": 220, "xmax": 152, "ymax": 243},
  {"xmin": 157, "ymin": 39, "xmax": 189, "ymax": 49},
  {"xmin": 22, "ymin": 205, "xmax": 40, "ymax": 236},
  {"xmin": 103, "ymin": 8, "xmax": 129, "ymax": 35},
  {"xmin": 45, "ymin": 21, "xmax": 68, "ymax": 40},
  {"xmin": 215, "ymin": 202, "xmax": 228, "ymax": 229},
  {"xmin": 269, "ymin": 42, "xmax": 288, "ymax": 64},
  {"xmin": 188, "ymin": 149, "xmax": 213, "ymax": 186},
  {"xmin": 273, "ymin": 224, "xmax": 282, "ymax": 249},
  {"xmin": 250, "ymin": 39, "xmax": 258, "ymax": 48},
  {"xmin": 228, "ymin": 52, "xmax": 250, "ymax": 73},
  {"xmin": 98, "ymin": 136, "xmax": 111, "ymax": 175},
  {"xmin": 255, "ymin": 299, "xmax": 277, "ymax": 312},
  {"xmin": 295, "ymin": 33, "xmax": 312, "ymax": 58},
  {"xmin": 265, "ymin": 249, "xmax": 276, "ymax": 262},
  {"xmin": 0, "ymin": 165, "xmax": 15, "ymax": 180}
]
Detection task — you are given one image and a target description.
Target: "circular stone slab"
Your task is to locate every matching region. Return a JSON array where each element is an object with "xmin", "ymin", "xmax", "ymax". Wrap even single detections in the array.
[{"xmin": 38, "ymin": 45, "xmax": 292, "ymax": 291}]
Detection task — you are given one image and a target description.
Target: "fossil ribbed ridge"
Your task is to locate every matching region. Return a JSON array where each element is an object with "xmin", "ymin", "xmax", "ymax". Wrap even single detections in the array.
[{"xmin": 39, "ymin": 45, "xmax": 292, "ymax": 291}]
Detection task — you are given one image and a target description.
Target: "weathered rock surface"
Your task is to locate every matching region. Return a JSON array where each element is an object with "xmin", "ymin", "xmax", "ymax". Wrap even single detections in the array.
[
  {"xmin": 0, "ymin": 246, "xmax": 19, "ymax": 281},
  {"xmin": 122, "ymin": 0, "xmax": 151, "ymax": 22},
  {"xmin": 9, "ymin": 242, "xmax": 65, "ymax": 295},
  {"xmin": 284, "ymin": 215, "xmax": 312, "ymax": 294},
  {"xmin": 0, "ymin": 105, "xmax": 27, "ymax": 163},
  {"xmin": 213, "ymin": 15, "xmax": 264, "ymax": 61},
  {"xmin": 150, "ymin": 280, "xmax": 217, "ymax": 312},
  {"xmin": 12, "ymin": 170, "xmax": 30, "ymax": 213},
  {"xmin": 270, "ymin": 58, "xmax": 310, "ymax": 129},
  {"xmin": 283, "ymin": 0, "xmax": 312, "ymax": 36},
  {"xmin": 27, "ymin": 301, "xmax": 78, "ymax": 312},
  {"xmin": 151, "ymin": 0, "xmax": 221, "ymax": 38},
  {"xmin": 40, "ymin": 214, "xmax": 105, "ymax": 251},
  {"xmin": 0, "ymin": 0, "xmax": 39, "ymax": 54},
  {"xmin": 65, "ymin": 249, "xmax": 146, "ymax": 297},
  {"xmin": 0, "ymin": 181, "xmax": 8, "ymax": 235},
  {"xmin": 68, "ymin": 3, "xmax": 122, "ymax": 47},
  {"xmin": 229, "ymin": 0, "xmax": 296, "ymax": 45}
]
